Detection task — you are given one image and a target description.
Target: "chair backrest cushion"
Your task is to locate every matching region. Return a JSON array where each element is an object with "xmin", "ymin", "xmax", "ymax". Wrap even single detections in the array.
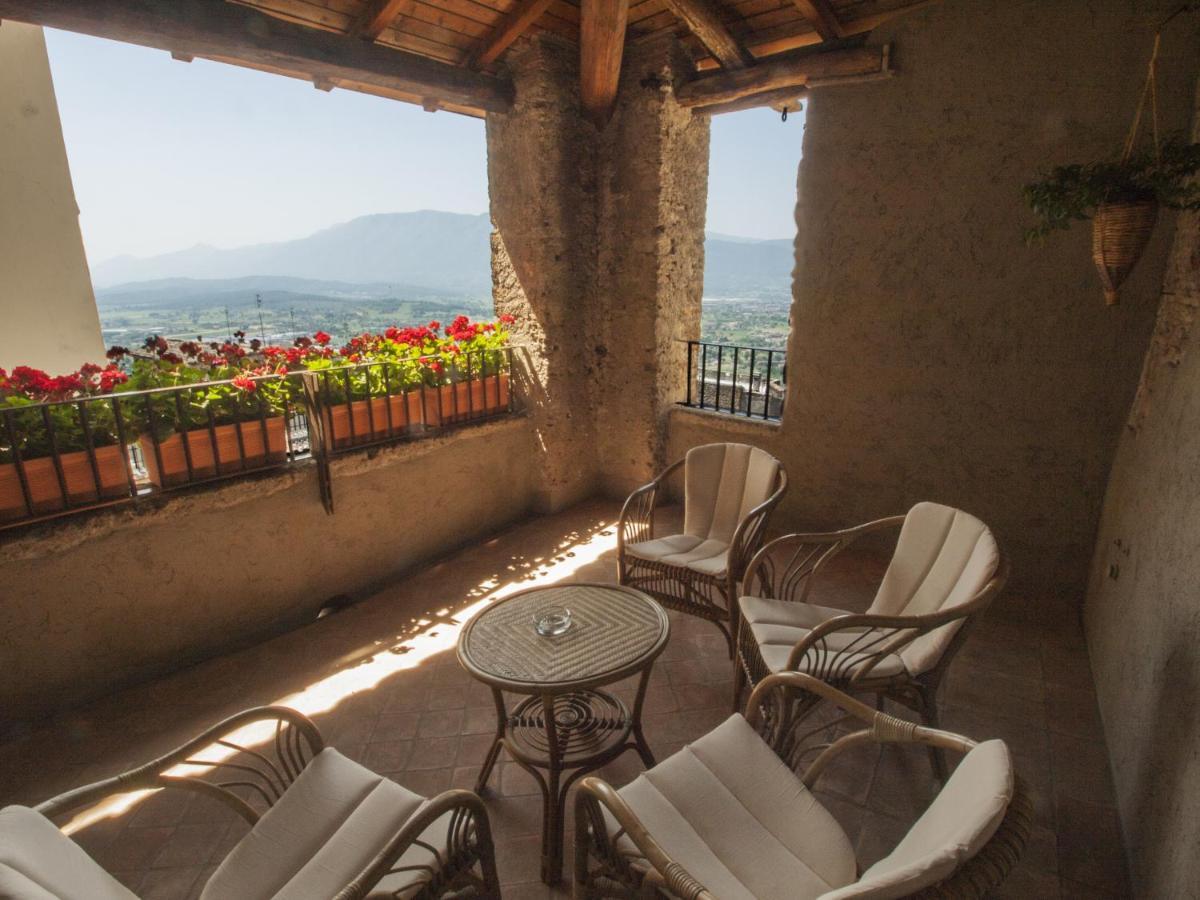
[
  {"xmin": 867, "ymin": 502, "xmax": 999, "ymax": 674},
  {"xmin": 819, "ymin": 740, "xmax": 1013, "ymax": 899},
  {"xmin": 0, "ymin": 805, "xmax": 138, "ymax": 900},
  {"xmin": 683, "ymin": 443, "xmax": 780, "ymax": 544}
]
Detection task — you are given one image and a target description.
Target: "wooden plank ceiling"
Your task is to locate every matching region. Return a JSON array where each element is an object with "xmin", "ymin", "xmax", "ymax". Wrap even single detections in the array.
[{"xmin": 0, "ymin": 0, "xmax": 937, "ymax": 120}]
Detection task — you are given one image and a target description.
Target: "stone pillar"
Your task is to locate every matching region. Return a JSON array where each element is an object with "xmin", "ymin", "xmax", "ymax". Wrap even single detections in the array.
[
  {"xmin": 487, "ymin": 38, "xmax": 600, "ymax": 512},
  {"xmin": 486, "ymin": 34, "xmax": 709, "ymax": 508},
  {"xmin": 592, "ymin": 38, "xmax": 710, "ymax": 495}
]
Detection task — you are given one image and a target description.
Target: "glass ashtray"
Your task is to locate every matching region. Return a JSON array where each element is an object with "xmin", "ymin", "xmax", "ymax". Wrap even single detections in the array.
[{"xmin": 533, "ymin": 605, "xmax": 572, "ymax": 637}]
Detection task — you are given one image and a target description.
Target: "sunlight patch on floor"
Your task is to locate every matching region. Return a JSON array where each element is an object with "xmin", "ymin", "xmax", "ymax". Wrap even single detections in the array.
[{"xmin": 61, "ymin": 520, "xmax": 617, "ymax": 835}]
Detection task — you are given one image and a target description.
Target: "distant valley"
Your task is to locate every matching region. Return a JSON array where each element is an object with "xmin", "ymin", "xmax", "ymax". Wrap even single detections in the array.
[{"xmin": 93, "ymin": 210, "xmax": 794, "ymax": 348}]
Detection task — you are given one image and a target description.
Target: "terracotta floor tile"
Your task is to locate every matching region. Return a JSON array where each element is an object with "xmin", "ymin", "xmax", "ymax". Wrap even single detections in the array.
[
  {"xmin": 0, "ymin": 501, "xmax": 1129, "ymax": 897},
  {"xmin": 417, "ymin": 708, "xmax": 465, "ymax": 738},
  {"xmin": 150, "ymin": 823, "xmax": 230, "ymax": 870},
  {"xmin": 1055, "ymin": 797, "xmax": 1130, "ymax": 893},
  {"xmin": 361, "ymin": 739, "xmax": 414, "ymax": 774}
]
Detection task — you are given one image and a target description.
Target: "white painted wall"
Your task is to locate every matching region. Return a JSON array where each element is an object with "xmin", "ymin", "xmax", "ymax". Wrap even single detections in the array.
[{"xmin": 0, "ymin": 22, "xmax": 103, "ymax": 373}]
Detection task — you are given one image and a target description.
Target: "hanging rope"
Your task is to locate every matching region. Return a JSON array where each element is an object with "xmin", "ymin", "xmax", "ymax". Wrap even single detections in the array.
[
  {"xmin": 1124, "ymin": 4, "xmax": 1197, "ymax": 163},
  {"xmin": 1122, "ymin": 33, "xmax": 1161, "ymax": 163}
]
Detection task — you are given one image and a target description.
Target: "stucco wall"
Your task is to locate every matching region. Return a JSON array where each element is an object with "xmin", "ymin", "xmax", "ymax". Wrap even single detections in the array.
[
  {"xmin": 0, "ymin": 22, "xmax": 104, "ymax": 373},
  {"xmin": 1084, "ymin": 79, "xmax": 1200, "ymax": 899},
  {"xmin": 669, "ymin": 0, "xmax": 1200, "ymax": 605},
  {"xmin": 0, "ymin": 418, "xmax": 536, "ymax": 724}
]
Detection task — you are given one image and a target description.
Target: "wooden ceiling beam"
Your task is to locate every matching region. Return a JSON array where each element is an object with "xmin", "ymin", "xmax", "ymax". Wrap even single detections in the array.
[
  {"xmin": 660, "ymin": 0, "xmax": 752, "ymax": 69},
  {"xmin": 690, "ymin": 0, "xmax": 937, "ymax": 70},
  {"xmin": 350, "ymin": 0, "xmax": 414, "ymax": 41},
  {"xmin": 471, "ymin": 0, "xmax": 556, "ymax": 69},
  {"xmin": 791, "ymin": 0, "xmax": 845, "ymax": 42},
  {"xmin": 676, "ymin": 44, "xmax": 889, "ymax": 108},
  {"xmin": 693, "ymin": 85, "xmax": 807, "ymax": 116},
  {"xmin": 580, "ymin": 0, "xmax": 629, "ymax": 127},
  {"xmin": 0, "ymin": 0, "xmax": 513, "ymax": 113}
]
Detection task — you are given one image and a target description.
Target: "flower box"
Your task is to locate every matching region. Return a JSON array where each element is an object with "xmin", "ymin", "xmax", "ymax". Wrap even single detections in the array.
[
  {"xmin": 140, "ymin": 416, "xmax": 288, "ymax": 487},
  {"xmin": 0, "ymin": 445, "xmax": 130, "ymax": 520},
  {"xmin": 323, "ymin": 392, "xmax": 424, "ymax": 447},
  {"xmin": 423, "ymin": 374, "xmax": 511, "ymax": 426}
]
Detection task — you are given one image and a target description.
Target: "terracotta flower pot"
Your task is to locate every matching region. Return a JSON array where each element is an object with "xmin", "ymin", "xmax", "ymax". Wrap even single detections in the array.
[
  {"xmin": 423, "ymin": 374, "xmax": 511, "ymax": 427},
  {"xmin": 140, "ymin": 416, "xmax": 288, "ymax": 487},
  {"xmin": 0, "ymin": 444, "xmax": 131, "ymax": 521},
  {"xmin": 323, "ymin": 392, "xmax": 424, "ymax": 447},
  {"xmin": 1092, "ymin": 198, "xmax": 1159, "ymax": 306}
]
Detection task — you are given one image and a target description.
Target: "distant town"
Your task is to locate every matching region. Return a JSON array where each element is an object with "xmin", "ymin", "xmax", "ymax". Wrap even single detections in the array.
[{"xmin": 91, "ymin": 211, "xmax": 794, "ymax": 351}]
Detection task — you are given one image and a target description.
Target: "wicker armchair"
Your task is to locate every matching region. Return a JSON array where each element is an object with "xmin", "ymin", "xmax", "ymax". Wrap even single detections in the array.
[
  {"xmin": 618, "ymin": 443, "xmax": 787, "ymax": 654},
  {"xmin": 732, "ymin": 502, "xmax": 1008, "ymax": 780},
  {"xmin": 3, "ymin": 706, "xmax": 499, "ymax": 899},
  {"xmin": 574, "ymin": 672, "xmax": 1031, "ymax": 899}
]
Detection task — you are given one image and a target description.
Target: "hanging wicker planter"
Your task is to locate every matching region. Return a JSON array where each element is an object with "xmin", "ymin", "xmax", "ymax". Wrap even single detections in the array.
[{"xmin": 1092, "ymin": 197, "xmax": 1159, "ymax": 305}]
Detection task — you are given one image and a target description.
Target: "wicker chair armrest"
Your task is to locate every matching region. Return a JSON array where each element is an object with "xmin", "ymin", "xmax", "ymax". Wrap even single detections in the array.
[
  {"xmin": 740, "ymin": 514, "xmax": 905, "ymax": 603},
  {"xmin": 783, "ymin": 605, "xmax": 975, "ymax": 678},
  {"xmin": 334, "ymin": 789, "xmax": 495, "ymax": 900},
  {"xmin": 618, "ymin": 459, "xmax": 683, "ymax": 550},
  {"xmin": 745, "ymin": 673, "xmax": 978, "ymax": 779},
  {"xmin": 574, "ymin": 777, "xmax": 715, "ymax": 900},
  {"xmin": 36, "ymin": 706, "xmax": 324, "ymax": 824}
]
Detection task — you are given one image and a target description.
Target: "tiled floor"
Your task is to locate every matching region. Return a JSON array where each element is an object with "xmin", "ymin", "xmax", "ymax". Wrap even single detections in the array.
[{"xmin": 0, "ymin": 500, "xmax": 1129, "ymax": 898}]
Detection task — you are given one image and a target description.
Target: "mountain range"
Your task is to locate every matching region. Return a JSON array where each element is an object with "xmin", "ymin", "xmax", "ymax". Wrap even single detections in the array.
[{"xmin": 91, "ymin": 210, "xmax": 793, "ymax": 300}]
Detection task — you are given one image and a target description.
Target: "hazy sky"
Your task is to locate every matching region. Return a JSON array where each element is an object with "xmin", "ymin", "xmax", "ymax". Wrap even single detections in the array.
[{"xmin": 44, "ymin": 29, "xmax": 805, "ymax": 264}]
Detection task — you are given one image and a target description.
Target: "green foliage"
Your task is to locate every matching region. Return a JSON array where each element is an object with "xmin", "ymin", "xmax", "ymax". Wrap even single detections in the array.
[{"xmin": 1023, "ymin": 133, "xmax": 1200, "ymax": 243}]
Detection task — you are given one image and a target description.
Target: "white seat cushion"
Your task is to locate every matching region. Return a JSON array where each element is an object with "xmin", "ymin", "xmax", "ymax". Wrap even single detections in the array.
[
  {"xmin": 819, "ymin": 741, "xmax": 1014, "ymax": 898},
  {"xmin": 683, "ymin": 443, "xmax": 780, "ymax": 545},
  {"xmin": 868, "ymin": 503, "xmax": 1000, "ymax": 675},
  {"xmin": 612, "ymin": 714, "xmax": 857, "ymax": 900},
  {"xmin": 625, "ymin": 534, "xmax": 730, "ymax": 577},
  {"xmin": 739, "ymin": 595, "xmax": 905, "ymax": 680},
  {"xmin": 201, "ymin": 748, "xmax": 447, "ymax": 900},
  {"xmin": 0, "ymin": 806, "xmax": 137, "ymax": 900}
]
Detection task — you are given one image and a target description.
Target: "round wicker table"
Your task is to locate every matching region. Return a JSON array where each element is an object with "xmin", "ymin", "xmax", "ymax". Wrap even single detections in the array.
[{"xmin": 457, "ymin": 582, "xmax": 670, "ymax": 885}]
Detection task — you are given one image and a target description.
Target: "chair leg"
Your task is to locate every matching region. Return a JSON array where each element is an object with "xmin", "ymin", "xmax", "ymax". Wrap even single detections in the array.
[
  {"xmin": 472, "ymin": 804, "xmax": 502, "ymax": 899},
  {"xmin": 918, "ymin": 684, "xmax": 949, "ymax": 783},
  {"xmin": 731, "ymin": 659, "xmax": 747, "ymax": 712}
]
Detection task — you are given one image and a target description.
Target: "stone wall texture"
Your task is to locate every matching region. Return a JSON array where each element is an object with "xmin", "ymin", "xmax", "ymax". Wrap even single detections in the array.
[
  {"xmin": 1084, "ymin": 79, "xmax": 1200, "ymax": 899},
  {"xmin": 487, "ymin": 40, "xmax": 600, "ymax": 513},
  {"xmin": 0, "ymin": 419, "xmax": 536, "ymax": 722},
  {"xmin": 488, "ymin": 36, "xmax": 710, "ymax": 504},
  {"xmin": 668, "ymin": 0, "xmax": 1200, "ymax": 605}
]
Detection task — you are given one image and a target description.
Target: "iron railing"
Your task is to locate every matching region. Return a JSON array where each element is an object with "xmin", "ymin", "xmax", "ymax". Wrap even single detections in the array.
[
  {"xmin": 682, "ymin": 340, "xmax": 785, "ymax": 421},
  {"xmin": 0, "ymin": 348, "xmax": 514, "ymax": 530}
]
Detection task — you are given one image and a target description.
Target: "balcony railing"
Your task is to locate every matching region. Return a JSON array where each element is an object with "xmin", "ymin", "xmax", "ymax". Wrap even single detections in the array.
[
  {"xmin": 0, "ymin": 348, "xmax": 514, "ymax": 530},
  {"xmin": 681, "ymin": 340, "xmax": 785, "ymax": 421}
]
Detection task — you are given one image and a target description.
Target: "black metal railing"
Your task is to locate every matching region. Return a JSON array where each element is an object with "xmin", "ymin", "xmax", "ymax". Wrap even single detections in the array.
[
  {"xmin": 0, "ymin": 348, "xmax": 515, "ymax": 530},
  {"xmin": 681, "ymin": 340, "xmax": 786, "ymax": 421}
]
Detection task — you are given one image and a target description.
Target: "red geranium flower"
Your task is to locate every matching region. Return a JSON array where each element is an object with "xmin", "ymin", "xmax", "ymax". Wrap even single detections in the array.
[
  {"xmin": 314, "ymin": 331, "xmax": 332, "ymax": 346},
  {"xmin": 231, "ymin": 374, "xmax": 257, "ymax": 393}
]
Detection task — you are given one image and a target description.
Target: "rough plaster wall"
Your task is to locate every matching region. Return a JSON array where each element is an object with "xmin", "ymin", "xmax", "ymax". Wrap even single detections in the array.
[
  {"xmin": 669, "ymin": 0, "xmax": 1199, "ymax": 603},
  {"xmin": 487, "ymin": 39, "xmax": 600, "ymax": 513},
  {"xmin": 0, "ymin": 22, "xmax": 104, "ymax": 372},
  {"xmin": 1084, "ymin": 80, "xmax": 1200, "ymax": 900},
  {"xmin": 0, "ymin": 420, "xmax": 535, "ymax": 722},
  {"xmin": 592, "ymin": 39, "xmax": 709, "ymax": 495}
]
